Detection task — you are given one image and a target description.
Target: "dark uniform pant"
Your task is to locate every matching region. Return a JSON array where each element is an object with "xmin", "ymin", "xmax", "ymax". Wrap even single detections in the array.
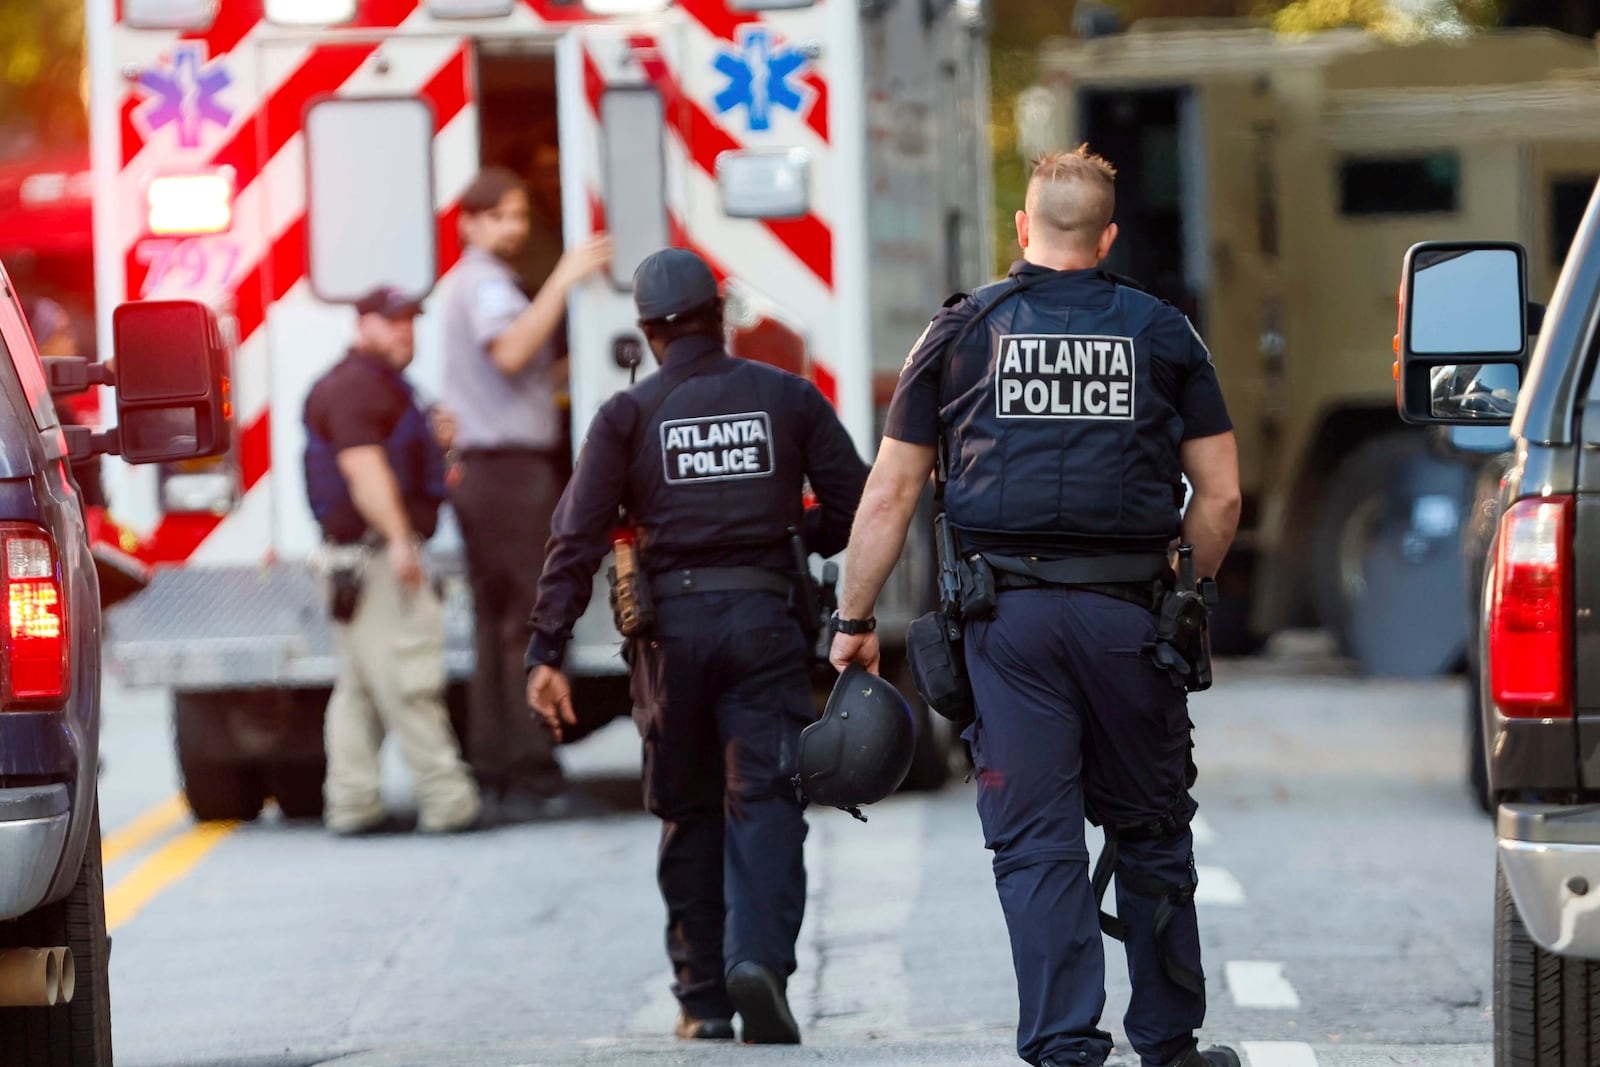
[
  {"xmin": 630, "ymin": 590, "xmax": 812, "ymax": 1020},
  {"xmin": 963, "ymin": 586, "xmax": 1204, "ymax": 1067},
  {"xmin": 450, "ymin": 450, "xmax": 566, "ymax": 799}
]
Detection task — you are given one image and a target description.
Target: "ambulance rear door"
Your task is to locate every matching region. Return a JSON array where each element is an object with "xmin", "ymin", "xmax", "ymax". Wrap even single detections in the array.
[{"xmin": 556, "ymin": 24, "xmax": 685, "ymax": 442}]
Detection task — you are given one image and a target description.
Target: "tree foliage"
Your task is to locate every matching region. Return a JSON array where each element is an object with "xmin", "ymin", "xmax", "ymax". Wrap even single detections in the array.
[{"xmin": 0, "ymin": 0, "xmax": 88, "ymax": 155}]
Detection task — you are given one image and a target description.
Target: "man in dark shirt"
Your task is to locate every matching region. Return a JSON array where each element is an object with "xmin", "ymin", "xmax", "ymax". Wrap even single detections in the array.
[
  {"xmin": 524, "ymin": 249, "xmax": 867, "ymax": 1045},
  {"xmin": 830, "ymin": 148, "xmax": 1241, "ymax": 1067},
  {"xmin": 302, "ymin": 286, "xmax": 480, "ymax": 836}
]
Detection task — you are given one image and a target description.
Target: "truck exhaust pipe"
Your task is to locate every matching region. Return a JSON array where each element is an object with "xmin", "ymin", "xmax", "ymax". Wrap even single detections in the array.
[{"xmin": 0, "ymin": 947, "xmax": 75, "ymax": 1007}]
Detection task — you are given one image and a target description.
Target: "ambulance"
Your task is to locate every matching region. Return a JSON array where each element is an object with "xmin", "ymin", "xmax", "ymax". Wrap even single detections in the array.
[{"xmin": 90, "ymin": 0, "xmax": 992, "ymax": 818}]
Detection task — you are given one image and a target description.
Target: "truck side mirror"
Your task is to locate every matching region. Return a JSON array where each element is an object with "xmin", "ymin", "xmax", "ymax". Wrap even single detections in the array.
[
  {"xmin": 1397, "ymin": 241, "xmax": 1528, "ymax": 427},
  {"xmin": 111, "ymin": 300, "xmax": 232, "ymax": 464}
]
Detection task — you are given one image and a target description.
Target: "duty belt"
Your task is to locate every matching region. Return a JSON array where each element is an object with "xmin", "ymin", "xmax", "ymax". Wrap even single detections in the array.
[
  {"xmin": 649, "ymin": 566, "xmax": 793, "ymax": 601},
  {"xmin": 986, "ymin": 553, "xmax": 1169, "ymax": 612}
]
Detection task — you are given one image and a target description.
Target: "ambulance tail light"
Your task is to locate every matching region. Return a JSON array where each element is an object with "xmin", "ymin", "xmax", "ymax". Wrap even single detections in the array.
[
  {"xmin": 1489, "ymin": 496, "xmax": 1573, "ymax": 719},
  {"xmin": 2, "ymin": 526, "xmax": 67, "ymax": 707},
  {"xmin": 147, "ymin": 172, "xmax": 234, "ymax": 236}
]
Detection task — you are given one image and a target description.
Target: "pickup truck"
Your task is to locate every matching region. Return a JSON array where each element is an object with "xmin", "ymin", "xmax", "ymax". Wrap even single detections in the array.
[
  {"xmin": 0, "ymin": 284, "xmax": 232, "ymax": 1067},
  {"xmin": 1397, "ymin": 188, "xmax": 1600, "ymax": 1061}
]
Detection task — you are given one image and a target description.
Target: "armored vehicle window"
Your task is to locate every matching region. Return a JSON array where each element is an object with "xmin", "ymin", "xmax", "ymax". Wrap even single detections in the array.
[
  {"xmin": 1338, "ymin": 154, "xmax": 1459, "ymax": 217},
  {"xmin": 1550, "ymin": 177, "xmax": 1598, "ymax": 268}
]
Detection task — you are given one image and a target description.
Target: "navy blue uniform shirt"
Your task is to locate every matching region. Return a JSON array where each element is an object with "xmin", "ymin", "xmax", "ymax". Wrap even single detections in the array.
[
  {"xmin": 526, "ymin": 334, "xmax": 868, "ymax": 670},
  {"xmin": 884, "ymin": 262, "xmax": 1232, "ymax": 447}
]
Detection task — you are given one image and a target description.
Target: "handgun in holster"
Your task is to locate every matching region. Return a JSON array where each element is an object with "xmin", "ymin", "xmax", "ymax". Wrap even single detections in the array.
[
  {"xmin": 1142, "ymin": 544, "xmax": 1217, "ymax": 692},
  {"xmin": 905, "ymin": 508, "xmax": 977, "ymax": 725},
  {"xmin": 786, "ymin": 527, "xmax": 835, "ymax": 667},
  {"xmin": 608, "ymin": 535, "xmax": 656, "ymax": 638}
]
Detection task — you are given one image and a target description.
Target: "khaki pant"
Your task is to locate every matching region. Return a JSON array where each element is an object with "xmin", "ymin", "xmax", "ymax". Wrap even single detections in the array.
[{"xmin": 323, "ymin": 554, "xmax": 481, "ymax": 833}]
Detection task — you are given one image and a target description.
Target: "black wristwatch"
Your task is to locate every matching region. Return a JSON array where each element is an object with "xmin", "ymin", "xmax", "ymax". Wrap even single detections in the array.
[{"xmin": 829, "ymin": 611, "xmax": 877, "ymax": 636}]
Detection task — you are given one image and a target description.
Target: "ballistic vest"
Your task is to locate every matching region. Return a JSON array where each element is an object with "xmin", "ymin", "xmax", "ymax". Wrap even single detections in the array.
[
  {"xmin": 303, "ymin": 356, "xmax": 446, "ymax": 543},
  {"xmin": 941, "ymin": 272, "xmax": 1188, "ymax": 554}
]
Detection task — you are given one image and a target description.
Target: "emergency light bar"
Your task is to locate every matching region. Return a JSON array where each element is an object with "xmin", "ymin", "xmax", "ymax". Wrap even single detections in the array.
[
  {"xmin": 147, "ymin": 172, "xmax": 234, "ymax": 237},
  {"xmin": 265, "ymin": 0, "xmax": 357, "ymax": 25},
  {"xmin": 426, "ymin": 0, "xmax": 515, "ymax": 15}
]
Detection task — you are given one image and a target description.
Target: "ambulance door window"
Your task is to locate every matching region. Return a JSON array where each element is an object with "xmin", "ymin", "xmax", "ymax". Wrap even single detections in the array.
[
  {"xmin": 305, "ymin": 98, "xmax": 437, "ymax": 303},
  {"xmin": 601, "ymin": 90, "xmax": 668, "ymax": 291}
]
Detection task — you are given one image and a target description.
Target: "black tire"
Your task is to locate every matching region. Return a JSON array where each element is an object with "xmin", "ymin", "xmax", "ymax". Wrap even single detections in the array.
[
  {"xmin": 1468, "ymin": 670, "xmax": 1492, "ymax": 816},
  {"xmin": 1495, "ymin": 863, "xmax": 1600, "ymax": 1064},
  {"xmin": 266, "ymin": 762, "xmax": 326, "ymax": 821},
  {"xmin": 0, "ymin": 804, "xmax": 114, "ymax": 1066},
  {"xmin": 174, "ymin": 694, "xmax": 266, "ymax": 822},
  {"xmin": 1309, "ymin": 432, "xmax": 1474, "ymax": 677}
]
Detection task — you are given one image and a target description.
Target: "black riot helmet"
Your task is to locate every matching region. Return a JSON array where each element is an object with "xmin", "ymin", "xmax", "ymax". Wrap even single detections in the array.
[{"xmin": 796, "ymin": 665, "xmax": 916, "ymax": 818}]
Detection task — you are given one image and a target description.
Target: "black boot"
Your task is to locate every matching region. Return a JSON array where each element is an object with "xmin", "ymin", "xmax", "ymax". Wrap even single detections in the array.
[
  {"xmin": 673, "ymin": 1013, "xmax": 734, "ymax": 1040},
  {"xmin": 726, "ymin": 961, "xmax": 801, "ymax": 1044},
  {"xmin": 1172, "ymin": 1044, "xmax": 1241, "ymax": 1067}
]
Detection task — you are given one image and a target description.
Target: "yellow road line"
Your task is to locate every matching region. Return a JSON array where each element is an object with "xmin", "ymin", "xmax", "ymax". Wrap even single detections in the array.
[
  {"xmin": 105, "ymin": 820, "xmax": 239, "ymax": 931},
  {"xmin": 101, "ymin": 794, "xmax": 190, "ymax": 867}
]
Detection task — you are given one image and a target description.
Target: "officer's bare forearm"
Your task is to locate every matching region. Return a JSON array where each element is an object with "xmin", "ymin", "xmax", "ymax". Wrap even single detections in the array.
[
  {"xmin": 1181, "ymin": 492, "xmax": 1240, "ymax": 579},
  {"xmin": 490, "ymin": 284, "xmax": 569, "ymax": 376},
  {"xmin": 838, "ymin": 439, "xmax": 936, "ymax": 618},
  {"xmin": 336, "ymin": 446, "xmax": 414, "ymax": 545}
]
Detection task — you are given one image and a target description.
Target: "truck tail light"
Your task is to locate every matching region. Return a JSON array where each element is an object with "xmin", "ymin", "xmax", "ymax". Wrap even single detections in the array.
[
  {"xmin": 1489, "ymin": 497, "xmax": 1572, "ymax": 718},
  {"xmin": 2, "ymin": 526, "xmax": 67, "ymax": 706}
]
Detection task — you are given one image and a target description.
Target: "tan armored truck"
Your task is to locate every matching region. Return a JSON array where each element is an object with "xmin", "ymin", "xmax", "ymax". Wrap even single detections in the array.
[{"xmin": 1032, "ymin": 21, "xmax": 1600, "ymax": 674}]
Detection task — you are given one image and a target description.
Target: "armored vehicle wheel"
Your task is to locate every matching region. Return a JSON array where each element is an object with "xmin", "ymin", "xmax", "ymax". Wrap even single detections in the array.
[{"xmin": 1310, "ymin": 432, "xmax": 1473, "ymax": 677}]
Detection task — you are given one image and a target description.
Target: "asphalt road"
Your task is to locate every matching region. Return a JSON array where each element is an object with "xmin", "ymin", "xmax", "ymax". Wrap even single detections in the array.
[{"xmin": 94, "ymin": 634, "xmax": 1494, "ymax": 1067}]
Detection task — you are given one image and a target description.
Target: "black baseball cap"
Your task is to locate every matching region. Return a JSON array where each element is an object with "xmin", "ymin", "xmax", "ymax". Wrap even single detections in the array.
[
  {"xmin": 354, "ymin": 285, "xmax": 424, "ymax": 319},
  {"xmin": 633, "ymin": 248, "xmax": 720, "ymax": 324}
]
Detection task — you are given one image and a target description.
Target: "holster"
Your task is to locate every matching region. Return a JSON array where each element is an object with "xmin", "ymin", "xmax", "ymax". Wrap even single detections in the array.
[
  {"xmin": 312, "ymin": 542, "xmax": 372, "ymax": 624},
  {"xmin": 956, "ymin": 554, "xmax": 998, "ymax": 620},
  {"xmin": 608, "ymin": 540, "xmax": 656, "ymax": 638},
  {"xmin": 1142, "ymin": 580, "xmax": 1215, "ymax": 692},
  {"xmin": 906, "ymin": 610, "xmax": 975, "ymax": 725}
]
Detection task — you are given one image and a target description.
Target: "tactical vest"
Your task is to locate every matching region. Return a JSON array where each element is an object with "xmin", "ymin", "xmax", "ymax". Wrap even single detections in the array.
[
  {"xmin": 303, "ymin": 359, "xmax": 446, "ymax": 542},
  {"xmin": 941, "ymin": 276, "xmax": 1187, "ymax": 553},
  {"xmin": 626, "ymin": 352, "xmax": 807, "ymax": 565}
]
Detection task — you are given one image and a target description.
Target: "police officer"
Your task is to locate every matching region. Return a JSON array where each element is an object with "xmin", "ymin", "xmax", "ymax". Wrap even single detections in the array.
[
  {"xmin": 303, "ymin": 285, "xmax": 481, "ymax": 836},
  {"xmin": 829, "ymin": 147, "xmax": 1243, "ymax": 1067},
  {"xmin": 524, "ymin": 248, "xmax": 867, "ymax": 1044}
]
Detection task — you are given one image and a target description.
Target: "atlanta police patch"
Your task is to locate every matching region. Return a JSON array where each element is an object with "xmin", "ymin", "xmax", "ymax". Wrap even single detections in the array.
[
  {"xmin": 660, "ymin": 411, "xmax": 776, "ymax": 484},
  {"xmin": 994, "ymin": 333, "xmax": 1136, "ymax": 421}
]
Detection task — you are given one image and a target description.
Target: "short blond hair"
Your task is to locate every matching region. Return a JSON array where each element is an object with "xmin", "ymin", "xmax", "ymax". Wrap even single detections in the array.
[{"xmin": 1025, "ymin": 145, "xmax": 1117, "ymax": 249}]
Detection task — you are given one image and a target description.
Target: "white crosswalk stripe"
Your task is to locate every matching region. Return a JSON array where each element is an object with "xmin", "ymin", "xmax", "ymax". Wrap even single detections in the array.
[
  {"xmin": 1226, "ymin": 960, "xmax": 1302, "ymax": 1009},
  {"xmin": 1244, "ymin": 1042, "xmax": 1320, "ymax": 1067},
  {"xmin": 1196, "ymin": 865, "xmax": 1247, "ymax": 906}
]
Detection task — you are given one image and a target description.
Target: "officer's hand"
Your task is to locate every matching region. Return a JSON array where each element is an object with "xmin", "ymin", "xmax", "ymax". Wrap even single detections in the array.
[
  {"xmin": 829, "ymin": 631, "xmax": 881, "ymax": 676},
  {"xmin": 388, "ymin": 539, "xmax": 423, "ymax": 592},
  {"xmin": 528, "ymin": 666, "xmax": 577, "ymax": 741},
  {"xmin": 552, "ymin": 235, "xmax": 613, "ymax": 290}
]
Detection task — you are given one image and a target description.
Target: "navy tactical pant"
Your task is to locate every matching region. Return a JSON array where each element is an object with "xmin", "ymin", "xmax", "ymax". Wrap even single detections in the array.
[
  {"xmin": 963, "ymin": 586, "xmax": 1204, "ymax": 1067},
  {"xmin": 629, "ymin": 590, "xmax": 812, "ymax": 1021}
]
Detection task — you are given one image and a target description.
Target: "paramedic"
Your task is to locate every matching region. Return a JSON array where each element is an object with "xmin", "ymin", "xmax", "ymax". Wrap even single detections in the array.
[
  {"xmin": 524, "ymin": 248, "xmax": 868, "ymax": 1045},
  {"xmin": 829, "ymin": 147, "xmax": 1243, "ymax": 1067},
  {"xmin": 303, "ymin": 286, "xmax": 482, "ymax": 836},
  {"xmin": 442, "ymin": 167, "xmax": 611, "ymax": 821}
]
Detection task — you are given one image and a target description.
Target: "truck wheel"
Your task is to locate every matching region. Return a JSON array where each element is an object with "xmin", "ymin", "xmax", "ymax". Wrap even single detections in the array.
[
  {"xmin": 175, "ymin": 693, "xmax": 267, "ymax": 822},
  {"xmin": 266, "ymin": 762, "xmax": 326, "ymax": 821},
  {"xmin": 1310, "ymin": 432, "xmax": 1473, "ymax": 677},
  {"xmin": 1495, "ymin": 863, "xmax": 1600, "ymax": 1064},
  {"xmin": 0, "ymin": 803, "xmax": 114, "ymax": 1066}
]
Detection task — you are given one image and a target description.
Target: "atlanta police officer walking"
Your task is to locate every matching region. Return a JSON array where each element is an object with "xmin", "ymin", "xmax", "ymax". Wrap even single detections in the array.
[
  {"xmin": 524, "ymin": 248, "xmax": 868, "ymax": 1044},
  {"xmin": 830, "ymin": 147, "xmax": 1243, "ymax": 1067}
]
